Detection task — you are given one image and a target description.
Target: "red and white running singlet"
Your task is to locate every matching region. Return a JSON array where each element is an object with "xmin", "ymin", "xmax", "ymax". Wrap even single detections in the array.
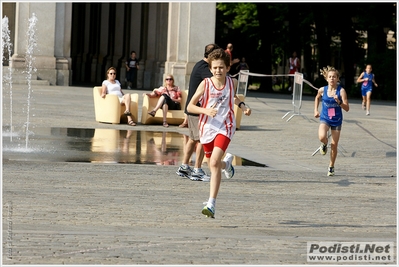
[{"xmin": 198, "ymin": 76, "xmax": 236, "ymax": 144}]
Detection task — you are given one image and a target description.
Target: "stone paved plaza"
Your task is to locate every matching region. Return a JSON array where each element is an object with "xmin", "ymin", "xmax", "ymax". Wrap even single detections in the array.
[{"xmin": 2, "ymin": 84, "xmax": 397, "ymax": 265}]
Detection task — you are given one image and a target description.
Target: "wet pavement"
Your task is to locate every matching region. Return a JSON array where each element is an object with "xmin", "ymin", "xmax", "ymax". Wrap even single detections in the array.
[
  {"xmin": 2, "ymin": 84, "xmax": 397, "ymax": 265},
  {"xmin": 3, "ymin": 127, "xmax": 266, "ymax": 167}
]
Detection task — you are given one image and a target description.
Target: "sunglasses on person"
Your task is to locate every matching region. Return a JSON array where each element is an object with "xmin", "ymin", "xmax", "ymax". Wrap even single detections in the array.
[
  {"xmin": 165, "ymin": 78, "xmax": 173, "ymax": 81},
  {"xmin": 109, "ymin": 72, "xmax": 116, "ymax": 75}
]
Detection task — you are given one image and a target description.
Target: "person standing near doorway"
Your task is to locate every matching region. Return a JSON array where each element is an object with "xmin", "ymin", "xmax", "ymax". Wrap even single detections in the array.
[
  {"xmin": 225, "ymin": 43, "xmax": 240, "ymax": 76},
  {"xmin": 236, "ymin": 57, "xmax": 249, "ymax": 72},
  {"xmin": 287, "ymin": 51, "xmax": 300, "ymax": 91},
  {"xmin": 125, "ymin": 51, "xmax": 140, "ymax": 89}
]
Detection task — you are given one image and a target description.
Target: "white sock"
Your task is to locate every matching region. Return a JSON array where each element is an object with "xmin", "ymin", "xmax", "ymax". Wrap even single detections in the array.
[{"xmin": 207, "ymin": 198, "xmax": 216, "ymax": 208}]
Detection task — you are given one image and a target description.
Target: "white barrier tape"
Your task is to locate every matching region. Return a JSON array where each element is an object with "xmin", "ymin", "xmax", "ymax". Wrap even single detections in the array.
[
  {"xmin": 236, "ymin": 71, "xmax": 319, "ymax": 91},
  {"xmin": 302, "ymin": 79, "xmax": 319, "ymax": 91},
  {"xmin": 233, "ymin": 71, "xmax": 294, "ymax": 78}
]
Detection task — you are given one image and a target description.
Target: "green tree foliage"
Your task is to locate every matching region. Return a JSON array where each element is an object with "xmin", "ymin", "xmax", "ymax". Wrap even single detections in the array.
[
  {"xmin": 215, "ymin": 2, "xmax": 396, "ymax": 100},
  {"xmin": 217, "ymin": 3, "xmax": 259, "ymax": 33}
]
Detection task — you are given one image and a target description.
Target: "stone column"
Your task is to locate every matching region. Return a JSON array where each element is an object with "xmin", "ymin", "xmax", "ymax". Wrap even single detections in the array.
[
  {"xmin": 165, "ymin": 3, "xmax": 216, "ymax": 91},
  {"xmin": 128, "ymin": 3, "xmax": 143, "ymax": 89},
  {"xmin": 142, "ymin": 3, "xmax": 168, "ymax": 90},
  {"xmin": 115, "ymin": 3, "xmax": 130, "ymax": 87},
  {"xmin": 80, "ymin": 4, "xmax": 91, "ymax": 83},
  {"xmin": 113, "ymin": 3, "xmax": 125, "ymax": 69},
  {"xmin": 55, "ymin": 3, "xmax": 72, "ymax": 86},
  {"xmin": 142, "ymin": 4, "xmax": 156, "ymax": 90},
  {"xmin": 11, "ymin": 2, "xmax": 57, "ymax": 85},
  {"xmin": 89, "ymin": 4, "xmax": 101, "ymax": 84},
  {"xmin": 97, "ymin": 3, "xmax": 110, "ymax": 82}
]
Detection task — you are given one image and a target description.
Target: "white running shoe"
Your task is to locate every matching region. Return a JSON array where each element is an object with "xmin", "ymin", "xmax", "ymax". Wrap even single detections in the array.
[
  {"xmin": 176, "ymin": 165, "xmax": 192, "ymax": 178},
  {"xmin": 202, "ymin": 203, "xmax": 215, "ymax": 218},
  {"xmin": 201, "ymin": 175, "xmax": 211, "ymax": 182},
  {"xmin": 222, "ymin": 153, "xmax": 235, "ymax": 179},
  {"xmin": 190, "ymin": 168, "xmax": 210, "ymax": 181}
]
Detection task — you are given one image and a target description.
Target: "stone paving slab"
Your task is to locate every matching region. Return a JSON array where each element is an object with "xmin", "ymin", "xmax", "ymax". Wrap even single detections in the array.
[{"xmin": 2, "ymin": 84, "xmax": 397, "ymax": 265}]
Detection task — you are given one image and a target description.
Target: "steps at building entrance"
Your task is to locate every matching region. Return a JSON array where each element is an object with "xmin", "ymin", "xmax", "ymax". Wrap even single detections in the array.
[{"xmin": 2, "ymin": 67, "xmax": 50, "ymax": 86}]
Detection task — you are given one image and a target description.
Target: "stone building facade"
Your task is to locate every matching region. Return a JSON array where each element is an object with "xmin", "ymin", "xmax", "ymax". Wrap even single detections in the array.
[{"xmin": 2, "ymin": 2, "xmax": 216, "ymax": 90}]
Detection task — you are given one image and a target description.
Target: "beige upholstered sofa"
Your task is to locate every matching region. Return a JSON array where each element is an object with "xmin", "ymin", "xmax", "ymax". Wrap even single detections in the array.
[
  {"xmin": 234, "ymin": 94, "xmax": 245, "ymax": 129},
  {"xmin": 93, "ymin": 86, "xmax": 139, "ymax": 124},
  {"xmin": 141, "ymin": 89, "xmax": 188, "ymax": 126}
]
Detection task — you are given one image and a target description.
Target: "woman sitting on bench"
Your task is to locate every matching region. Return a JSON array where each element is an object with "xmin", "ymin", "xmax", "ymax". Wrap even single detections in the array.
[
  {"xmin": 101, "ymin": 67, "xmax": 136, "ymax": 126},
  {"xmin": 144, "ymin": 74, "xmax": 182, "ymax": 127}
]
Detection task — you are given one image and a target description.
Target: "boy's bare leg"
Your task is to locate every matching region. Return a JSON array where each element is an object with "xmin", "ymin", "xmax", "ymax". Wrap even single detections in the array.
[
  {"xmin": 194, "ymin": 143, "xmax": 204, "ymax": 169},
  {"xmin": 207, "ymin": 147, "xmax": 225, "ymax": 199}
]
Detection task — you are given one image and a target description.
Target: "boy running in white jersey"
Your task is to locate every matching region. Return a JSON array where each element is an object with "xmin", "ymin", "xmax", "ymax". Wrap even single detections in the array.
[{"xmin": 187, "ymin": 48, "xmax": 251, "ymax": 218}]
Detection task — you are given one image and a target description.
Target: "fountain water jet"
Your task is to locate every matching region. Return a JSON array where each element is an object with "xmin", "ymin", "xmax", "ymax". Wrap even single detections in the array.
[
  {"xmin": 2, "ymin": 16, "xmax": 14, "ymax": 141},
  {"xmin": 24, "ymin": 13, "xmax": 38, "ymax": 149}
]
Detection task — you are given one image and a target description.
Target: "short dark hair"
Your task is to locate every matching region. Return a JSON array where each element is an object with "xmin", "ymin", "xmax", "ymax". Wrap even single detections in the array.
[
  {"xmin": 207, "ymin": 48, "xmax": 230, "ymax": 68},
  {"xmin": 204, "ymin": 44, "xmax": 219, "ymax": 58}
]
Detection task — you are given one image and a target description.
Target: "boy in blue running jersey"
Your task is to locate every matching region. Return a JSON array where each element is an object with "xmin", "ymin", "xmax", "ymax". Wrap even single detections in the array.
[{"xmin": 356, "ymin": 64, "xmax": 378, "ymax": 116}]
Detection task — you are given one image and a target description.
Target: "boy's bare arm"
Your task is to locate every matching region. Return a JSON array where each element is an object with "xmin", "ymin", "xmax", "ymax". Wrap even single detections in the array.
[
  {"xmin": 234, "ymin": 96, "xmax": 251, "ymax": 116},
  {"xmin": 187, "ymin": 80, "xmax": 217, "ymax": 117}
]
